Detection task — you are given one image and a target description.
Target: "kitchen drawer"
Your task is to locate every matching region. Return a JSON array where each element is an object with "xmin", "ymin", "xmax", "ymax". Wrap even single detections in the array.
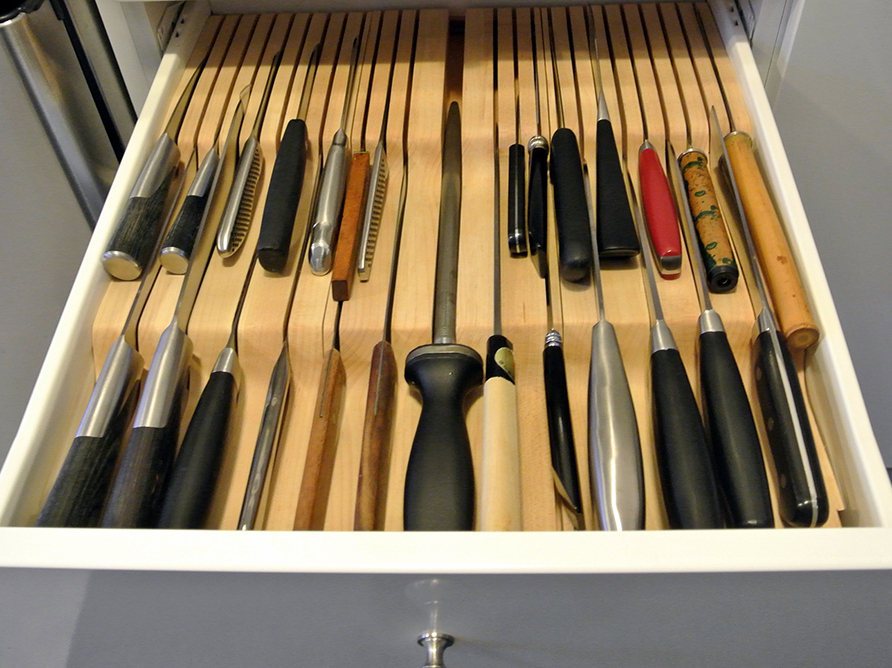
[{"xmin": 2, "ymin": 0, "xmax": 892, "ymax": 618}]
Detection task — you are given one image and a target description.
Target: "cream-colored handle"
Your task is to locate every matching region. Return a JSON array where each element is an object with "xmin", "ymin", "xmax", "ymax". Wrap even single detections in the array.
[{"xmin": 479, "ymin": 375, "xmax": 523, "ymax": 531}]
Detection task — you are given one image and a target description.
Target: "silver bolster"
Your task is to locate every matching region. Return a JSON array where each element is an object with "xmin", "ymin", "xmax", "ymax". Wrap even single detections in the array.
[
  {"xmin": 132, "ymin": 322, "xmax": 193, "ymax": 429},
  {"xmin": 588, "ymin": 321, "xmax": 644, "ymax": 531},
  {"xmin": 239, "ymin": 347, "xmax": 291, "ymax": 530},
  {"xmin": 650, "ymin": 319, "xmax": 678, "ymax": 353},
  {"xmin": 528, "ymin": 135, "xmax": 548, "ymax": 152},
  {"xmin": 212, "ymin": 346, "xmax": 242, "ymax": 392},
  {"xmin": 698, "ymin": 309, "xmax": 726, "ymax": 335},
  {"xmin": 357, "ymin": 141, "xmax": 387, "ymax": 278},
  {"xmin": 131, "ymin": 134, "xmax": 179, "ymax": 198},
  {"xmin": 309, "ymin": 129, "xmax": 350, "ymax": 275},
  {"xmin": 216, "ymin": 135, "xmax": 258, "ymax": 255},
  {"xmin": 189, "ymin": 147, "xmax": 219, "ymax": 197},
  {"xmin": 756, "ymin": 308, "xmax": 778, "ymax": 336},
  {"xmin": 76, "ymin": 335, "xmax": 143, "ymax": 438}
]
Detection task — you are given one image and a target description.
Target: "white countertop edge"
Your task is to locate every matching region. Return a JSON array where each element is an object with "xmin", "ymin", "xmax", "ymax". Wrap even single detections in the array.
[{"xmin": 0, "ymin": 528, "xmax": 890, "ymax": 573}]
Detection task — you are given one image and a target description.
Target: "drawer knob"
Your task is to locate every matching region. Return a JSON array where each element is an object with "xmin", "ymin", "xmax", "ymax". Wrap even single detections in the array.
[{"xmin": 418, "ymin": 632, "xmax": 454, "ymax": 668}]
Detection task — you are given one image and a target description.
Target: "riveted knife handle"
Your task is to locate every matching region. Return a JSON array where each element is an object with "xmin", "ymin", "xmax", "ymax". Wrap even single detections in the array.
[
  {"xmin": 651, "ymin": 347, "xmax": 724, "ymax": 529},
  {"xmin": 355, "ymin": 340, "xmax": 398, "ymax": 531},
  {"xmin": 158, "ymin": 369, "xmax": 237, "ymax": 529},
  {"xmin": 527, "ymin": 142, "xmax": 549, "ymax": 278},
  {"xmin": 596, "ymin": 118, "xmax": 639, "ymax": 257},
  {"xmin": 258, "ymin": 118, "xmax": 308, "ymax": 273},
  {"xmin": 754, "ymin": 328, "xmax": 829, "ymax": 527},
  {"xmin": 700, "ymin": 330, "xmax": 773, "ymax": 528},
  {"xmin": 404, "ymin": 344, "xmax": 482, "ymax": 531},
  {"xmin": 160, "ymin": 193, "xmax": 209, "ymax": 274},
  {"xmin": 550, "ymin": 127, "xmax": 592, "ymax": 283},
  {"xmin": 508, "ymin": 143, "xmax": 527, "ymax": 256}
]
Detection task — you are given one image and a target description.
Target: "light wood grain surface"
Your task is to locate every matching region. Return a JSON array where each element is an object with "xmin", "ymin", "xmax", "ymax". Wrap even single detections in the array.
[{"xmin": 83, "ymin": 5, "xmax": 842, "ymax": 532}]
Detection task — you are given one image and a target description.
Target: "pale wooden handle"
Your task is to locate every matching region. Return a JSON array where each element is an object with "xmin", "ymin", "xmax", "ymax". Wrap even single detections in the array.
[
  {"xmin": 725, "ymin": 133, "xmax": 819, "ymax": 349},
  {"xmin": 294, "ymin": 348, "xmax": 347, "ymax": 530},
  {"xmin": 479, "ymin": 376, "xmax": 523, "ymax": 531},
  {"xmin": 354, "ymin": 340, "xmax": 397, "ymax": 531},
  {"xmin": 332, "ymin": 152, "xmax": 371, "ymax": 301}
]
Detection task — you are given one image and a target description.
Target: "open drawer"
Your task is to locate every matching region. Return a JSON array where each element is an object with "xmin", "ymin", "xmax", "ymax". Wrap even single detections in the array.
[{"xmin": 2, "ymin": 0, "xmax": 892, "ymax": 577}]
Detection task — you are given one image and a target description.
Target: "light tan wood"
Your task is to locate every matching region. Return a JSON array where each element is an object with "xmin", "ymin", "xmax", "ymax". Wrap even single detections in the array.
[
  {"xmin": 82, "ymin": 7, "xmax": 844, "ymax": 534},
  {"xmin": 480, "ymin": 376, "xmax": 523, "ymax": 531}
]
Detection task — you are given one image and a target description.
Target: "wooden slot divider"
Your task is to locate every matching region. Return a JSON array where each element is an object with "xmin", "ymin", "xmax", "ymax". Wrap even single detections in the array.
[{"xmin": 76, "ymin": 5, "xmax": 844, "ymax": 533}]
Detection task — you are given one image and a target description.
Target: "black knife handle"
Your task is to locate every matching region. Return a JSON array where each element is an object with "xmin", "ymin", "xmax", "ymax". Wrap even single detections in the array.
[
  {"xmin": 158, "ymin": 370, "xmax": 237, "ymax": 529},
  {"xmin": 36, "ymin": 388, "xmax": 138, "ymax": 528},
  {"xmin": 651, "ymin": 347, "xmax": 724, "ymax": 529},
  {"xmin": 596, "ymin": 118, "xmax": 640, "ymax": 257},
  {"xmin": 160, "ymin": 193, "xmax": 209, "ymax": 274},
  {"xmin": 103, "ymin": 169, "xmax": 176, "ymax": 281},
  {"xmin": 754, "ymin": 329, "xmax": 829, "ymax": 527},
  {"xmin": 101, "ymin": 420, "xmax": 180, "ymax": 528},
  {"xmin": 257, "ymin": 118, "xmax": 308, "ymax": 273},
  {"xmin": 550, "ymin": 127, "xmax": 592, "ymax": 283},
  {"xmin": 699, "ymin": 330, "xmax": 773, "ymax": 528},
  {"xmin": 508, "ymin": 143, "xmax": 527, "ymax": 256},
  {"xmin": 527, "ymin": 141, "xmax": 549, "ymax": 278},
  {"xmin": 543, "ymin": 335, "xmax": 582, "ymax": 515},
  {"xmin": 404, "ymin": 344, "xmax": 482, "ymax": 531}
]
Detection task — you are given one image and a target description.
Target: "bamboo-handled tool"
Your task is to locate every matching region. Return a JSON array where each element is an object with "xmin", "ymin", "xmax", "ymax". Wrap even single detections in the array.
[
  {"xmin": 238, "ymin": 153, "xmax": 325, "ymax": 531},
  {"xmin": 621, "ymin": 6, "xmax": 681, "ymax": 278},
  {"xmin": 669, "ymin": 140, "xmax": 773, "ymax": 528},
  {"xmin": 696, "ymin": 6, "xmax": 817, "ymax": 349},
  {"xmin": 156, "ymin": 257, "xmax": 258, "ymax": 529},
  {"xmin": 661, "ymin": 4, "xmax": 738, "ymax": 293},
  {"xmin": 357, "ymin": 14, "xmax": 403, "ymax": 283},
  {"xmin": 403, "ymin": 101, "xmax": 482, "ymax": 532},
  {"xmin": 544, "ymin": 7, "xmax": 592, "ymax": 283},
  {"xmin": 216, "ymin": 50, "xmax": 283, "ymax": 258},
  {"xmin": 629, "ymin": 171, "xmax": 724, "ymax": 529},
  {"xmin": 712, "ymin": 109, "xmax": 828, "ymax": 528},
  {"xmin": 480, "ymin": 12, "xmax": 522, "ymax": 532},
  {"xmin": 584, "ymin": 6, "xmax": 639, "ymax": 258},
  {"xmin": 582, "ymin": 164, "xmax": 643, "ymax": 531},
  {"xmin": 255, "ymin": 43, "xmax": 321, "ymax": 274},
  {"xmin": 309, "ymin": 32, "xmax": 364, "ymax": 275},
  {"xmin": 526, "ymin": 8, "xmax": 549, "ymax": 278},
  {"xmin": 331, "ymin": 20, "xmax": 380, "ymax": 301},
  {"xmin": 101, "ymin": 91, "xmax": 248, "ymax": 529},
  {"xmin": 354, "ymin": 12, "xmax": 419, "ymax": 532},
  {"xmin": 102, "ymin": 56, "xmax": 207, "ymax": 281},
  {"xmin": 36, "ymin": 153, "xmax": 192, "ymax": 527},
  {"xmin": 506, "ymin": 9, "xmax": 526, "ymax": 257},
  {"xmin": 294, "ymin": 302, "xmax": 347, "ymax": 530}
]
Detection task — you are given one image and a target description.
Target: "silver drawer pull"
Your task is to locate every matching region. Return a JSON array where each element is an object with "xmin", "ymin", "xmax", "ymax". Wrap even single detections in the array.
[{"xmin": 418, "ymin": 632, "xmax": 454, "ymax": 668}]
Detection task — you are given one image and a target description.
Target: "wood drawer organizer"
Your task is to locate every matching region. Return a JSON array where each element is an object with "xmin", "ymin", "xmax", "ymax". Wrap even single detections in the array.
[{"xmin": 3, "ymin": 2, "xmax": 892, "ymax": 566}]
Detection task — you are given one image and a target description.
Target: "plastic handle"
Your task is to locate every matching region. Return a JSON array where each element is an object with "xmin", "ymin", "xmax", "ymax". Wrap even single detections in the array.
[
  {"xmin": 543, "ymin": 336, "xmax": 582, "ymax": 516},
  {"xmin": 157, "ymin": 369, "xmax": 237, "ymax": 529},
  {"xmin": 332, "ymin": 151, "xmax": 371, "ymax": 301},
  {"xmin": 257, "ymin": 118, "xmax": 308, "ymax": 273},
  {"xmin": 638, "ymin": 145, "xmax": 682, "ymax": 278},
  {"xmin": 699, "ymin": 329, "xmax": 773, "ymax": 528},
  {"xmin": 294, "ymin": 348, "xmax": 347, "ymax": 530},
  {"xmin": 480, "ymin": 334, "xmax": 522, "ymax": 531},
  {"xmin": 527, "ymin": 143, "xmax": 549, "ymax": 278},
  {"xmin": 754, "ymin": 328, "xmax": 829, "ymax": 527},
  {"xmin": 403, "ymin": 344, "xmax": 482, "ymax": 531},
  {"xmin": 507, "ymin": 143, "xmax": 527, "ymax": 256},
  {"xmin": 549, "ymin": 127, "xmax": 592, "ymax": 283},
  {"xmin": 103, "ymin": 170, "xmax": 176, "ymax": 281},
  {"xmin": 595, "ymin": 118, "xmax": 639, "ymax": 257},
  {"xmin": 678, "ymin": 150, "xmax": 738, "ymax": 292},
  {"xmin": 160, "ymin": 193, "xmax": 209, "ymax": 274},
  {"xmin": 355, "ymin": 340, "xmax": 398, "ymax": 531},
  {"xmin": 651, "ymin": 347, "xmax": 724, "ymax": 529},
  {"xmin": 588, "ymin": 320, "xmax": 644, "ymax": 531}
]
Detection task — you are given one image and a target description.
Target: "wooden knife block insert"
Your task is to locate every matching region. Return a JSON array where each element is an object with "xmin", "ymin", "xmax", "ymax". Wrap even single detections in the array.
[{"xmin": 83, "ymin": 4, "xmax": 843, "ymax": 531}]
